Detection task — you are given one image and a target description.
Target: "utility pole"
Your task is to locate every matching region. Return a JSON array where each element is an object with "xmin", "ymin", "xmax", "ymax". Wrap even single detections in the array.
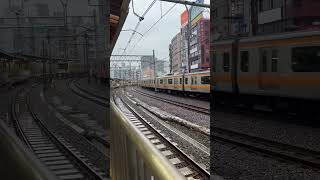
[
  {"xmin": 84, "ymin": 33, "xmax": 89, "ymax": 83},
  {"xmin": 42, "ymin": 40, "xmax": 47, "ymax": 91},
  {"xmin": 47, "ymin": 31, "xmax": 52, "ymax": 85},
  {"xmin": 185, "ymin": 5, "xmax": 191, "ymax": 73},
  {"xmin": 153, "ymin": 49, "xmax": 157, "ymax": 92}
]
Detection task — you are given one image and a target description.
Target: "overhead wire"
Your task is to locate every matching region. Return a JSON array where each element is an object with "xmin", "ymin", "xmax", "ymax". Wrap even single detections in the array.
[
  {"xmin": 128, "ymin": 3, "xmax": 177, "ymax": 53},
  {"xmin": 121, "ymin": 0, "xmax": 157, "ymax": 55}
]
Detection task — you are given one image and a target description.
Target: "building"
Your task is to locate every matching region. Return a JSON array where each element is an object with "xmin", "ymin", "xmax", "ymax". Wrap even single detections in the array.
[
  {"xmin": 169, "ymin": 32, "xmax": 182, "ymax": 74},
  {"xmin": 212, "ymin": 0, "xmax": 320, "ymax": 40},
  {"xmin": 141, "ymin": 55, "xmax": 165, "ymax": 79},
  {"xmin": 169, "ymin": 2, "xmax": 210, "ymax": 74},
  {"xmin": 253, "ymin": 0, "xmax": 320, "ymax": 35},
  {"xmin": 0, "ymin": 0, "xmax": 104, "ymax": 72},
  {"xmin": 180, "ymin": 10, "xmax": 189, "ymax": 73},
  {"xmin": 189, "ymin": 18, "xmax": 210, "ymax": 72}
]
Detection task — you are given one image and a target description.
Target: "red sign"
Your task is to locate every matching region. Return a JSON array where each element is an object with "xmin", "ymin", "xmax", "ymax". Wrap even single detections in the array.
[{"xmin": 181, "ymin": 10, "xmax": 188, "ymax": 27}]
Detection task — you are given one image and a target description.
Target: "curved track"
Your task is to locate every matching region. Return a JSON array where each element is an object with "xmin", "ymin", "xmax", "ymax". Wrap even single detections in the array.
[
  {"xmin": 113, "ymin": 92, "xmax": 210, "ymax": 180},
  {"xmin": 132, "ymin": 89, "xmax": 210, "ymax": 115},
  {"xmin": 11, "ymin": 87, "xmax": 108, "ymax": 180},
  {"xmin": 70, "ymin": 81, "xmax": 210, "ymax": 179}
]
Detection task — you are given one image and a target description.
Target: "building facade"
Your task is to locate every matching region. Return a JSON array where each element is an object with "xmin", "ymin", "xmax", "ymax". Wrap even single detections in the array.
[
  {"xmin": 190, "ymin": 18, "xmax": 210, "ymax": 72},
  {"xmin": 169, "ymin": 32, "xmax": 182, "ymax": 74},
  {"xmin": 212, "ymin": 0, "xmax": 320, "ymax": 41},
  {"xmin": 140, "ymin": 55, "xmax": 165, "ymax": 79}
]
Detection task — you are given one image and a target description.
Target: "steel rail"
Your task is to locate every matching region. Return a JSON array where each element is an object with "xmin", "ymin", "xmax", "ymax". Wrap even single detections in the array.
[
  {"xmin": 133, "ymin": 89, "xmax": 210, "ymax": 115},
  {"xmin": 11, "ymin": 87, "xmax": 107, "ymax": 180},
  {"xmin": 116, "ymin": 92, "xmax": 210, "ymax": 179},
  {"xmin": 68, "ymin": 80, "xmax": 108, "ymax": 107},
  {"xmin": 213, "ymin": 126, "xmax": 320, "ymax": 168}
]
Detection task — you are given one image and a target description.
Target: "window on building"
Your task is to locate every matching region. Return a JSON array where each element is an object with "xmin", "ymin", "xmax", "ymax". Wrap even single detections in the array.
[
  {"xmin": 240, "ymin": 51, "xmax": 249, "ymax": 72},
  {"xmin": 201, "ymin": 76, "xmax": 210, "ymax": 84},
  {"xmin": 260, "ymin": 50, "xmax": 267, "ymax": 72},
  {"xmin": 271, "ymin": 49, "xmax": 279, "ymax": 72},
  {"xmin": 223, "ymin": 52, "xmax": 230, "ymax": 72},
  {"xmin": 168, "ymin": 79, "xmax": 173, "ymax": 84},
  {"xmin": 292, "ymin": 46, "xmax": 320, "ymax": 72}
]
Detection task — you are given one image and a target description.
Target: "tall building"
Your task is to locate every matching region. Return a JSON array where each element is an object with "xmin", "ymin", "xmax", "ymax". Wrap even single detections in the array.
[
  {"xmin": 190, "ymin": 18, "xmax": 210, "ymax": 72},
  {"xmin": 169, "ymin": 32, "xmax": 182, "ymax": 74},
  {"xmin": 253, "ymin": 0, "xmax": 320, "ymax": 35},
  {"xmin": 141, "ymin": 55, "xmax": 165, "ymax": 79},
  {"xmin": 212, "ymin": 0, "xmax": 320, "ymax": 40}
]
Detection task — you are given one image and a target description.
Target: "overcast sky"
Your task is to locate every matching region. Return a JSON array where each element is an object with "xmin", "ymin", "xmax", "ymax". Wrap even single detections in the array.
[{"xmin": 113, "ymin": 0, "xmax": 210, "ymax": 61}]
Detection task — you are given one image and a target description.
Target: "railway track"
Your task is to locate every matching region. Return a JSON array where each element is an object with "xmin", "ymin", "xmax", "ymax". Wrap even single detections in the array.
[
  {"xmin": 113, "ymin": 91, "xmax": 210, "ymax": 180},
  {"xmin": 11, "ymin": 88, "xmax": 108, "ymax": 180},
  {"xmin": 68, "ymin": 80, "xmax": 108, "ymax": 107},
  {"xmin": 213, "ymin": 126, "xmax": 320, "ymax": 169},
  {"xmin": 132, "ymin": 89, "xmax": 210, "ymax": 115}
]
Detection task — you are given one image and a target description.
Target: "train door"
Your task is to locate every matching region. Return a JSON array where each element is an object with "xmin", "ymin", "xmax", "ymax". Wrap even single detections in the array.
[
  {"xmin": 232, "ymin": 40, "xmax": 239, "ymax": 94},
  {"xmin": 258, "ymin": 48, "xmax": 268, "ymax": 90},
  {"xmin": 258, "ymin": 48, "xmax": 280, "ymax": 90}
]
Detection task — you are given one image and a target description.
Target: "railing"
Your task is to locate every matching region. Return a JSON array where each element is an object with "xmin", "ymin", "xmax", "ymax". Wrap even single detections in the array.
[
  {"xmin": 0, "ymin": 120, "xmax": 57, "ymax": 180},
  {"xmin": 110, "ymin": 101, "xmax": 186, "ymax": 180}
]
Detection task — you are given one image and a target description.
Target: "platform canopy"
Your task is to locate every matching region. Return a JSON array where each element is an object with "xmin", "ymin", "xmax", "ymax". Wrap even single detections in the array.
[{"xmin": 109, "ymin": 0, "xmax": 130, "ymax": 54}]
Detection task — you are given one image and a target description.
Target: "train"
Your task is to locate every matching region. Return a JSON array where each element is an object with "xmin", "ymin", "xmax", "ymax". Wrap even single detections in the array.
[
  {"xmin": 139, "ymin": 70, "xmax": 210, "ymax": 95},
  {"xmin": 212, "ymin": 30, "xmax": 320, "ymax": 112}
]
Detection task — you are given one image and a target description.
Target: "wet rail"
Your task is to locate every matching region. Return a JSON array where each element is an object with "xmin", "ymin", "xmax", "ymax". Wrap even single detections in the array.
[
  {"xmin": 11, "ymin": 87, "xmax": 108, "ymax": 180},
  {"xmin": 132, "ymin": 89, "xmax": 210, "ymax": 115}
]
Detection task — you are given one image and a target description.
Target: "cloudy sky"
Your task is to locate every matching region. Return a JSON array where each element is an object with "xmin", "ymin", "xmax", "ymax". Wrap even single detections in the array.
[{"xmin": 113, "ymin": 0, "xmax": 210, "ymax": 61}]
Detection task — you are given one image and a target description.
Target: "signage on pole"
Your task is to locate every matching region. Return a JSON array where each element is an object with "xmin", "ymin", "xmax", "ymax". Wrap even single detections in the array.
[{"xmin": 190, "ymin": 0, "xmax": 204, "ymax": 24}]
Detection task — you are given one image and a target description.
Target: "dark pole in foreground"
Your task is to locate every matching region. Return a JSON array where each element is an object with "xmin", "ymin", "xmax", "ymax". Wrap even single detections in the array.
[{"xmin": 153, "ymin": 49, "xmax": 157, "ymax": 92}]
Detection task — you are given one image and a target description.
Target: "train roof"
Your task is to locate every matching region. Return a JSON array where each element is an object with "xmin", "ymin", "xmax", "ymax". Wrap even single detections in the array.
[
  {"xmin": 212, "ymin": 30, "xmax": 320, "ymax": 45},
  {"xmin": 240, "ymin": 30, "xmax": 320, "ymax": 43},
  {"xmin": 142, "ymin": 70, "xmax": 210, "ymax": 80}
]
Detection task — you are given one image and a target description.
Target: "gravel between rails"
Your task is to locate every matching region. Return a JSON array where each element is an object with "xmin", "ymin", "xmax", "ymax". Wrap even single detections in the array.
[
  {"xmin": 127, "ymin": 87, "xmax": 210, "ymax": 129},
  {"xmin": 119, "ymin": 90, "xmax": 210, "ymax": 171},
  {"xmin": 212, "ymin": 140, "xmax": 320, "ymax": 180},
  {"xmin": 133, "ymin": 86, "xmax": 209, "ymax": 109},
  {"xmin": 213, "ymin": 111, "xmax": 320, "ymax": 153},
  {"xmin": 51, "ymin": 80, "xmax": 109, "ymax": 129},
  {"xmin": 30, "ymin": 85, "xmax": 110, "ymax": 175},
  {"xmin": 125, "ymin": 91, "xmax": 210, "ymax": 147}
]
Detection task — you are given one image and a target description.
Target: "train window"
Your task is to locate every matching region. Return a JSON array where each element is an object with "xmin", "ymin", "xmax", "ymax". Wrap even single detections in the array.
[
  {"xmin": 240, "ymin": 51, "xmax": 249, "ymax": 72},
  {"xmin": 160, "ymin": 79, "xmax": 163, "ymax": 84},
  {"xmin": 174, "ymin": 78, "xmax": 178, "ymax": 84},
  {"xmin": 271, "ymin": 49, "xmax": 279, "ymax": 72},
  {"xmin": 185, "ymin": 78, "xmax": 188, "ymax": 84},
  {"xmin": 201, "ymin": 76, "xmax": 210, "ymax": 84},
  {"xmin": 168, "ymin": 79, "xmax": 173, "ymax": 84},
  {"xmin": 260, "ymin": 50, "xmax": 267, "ymax": 72},
  {"xmin": 223, "ymin": 52, "xmax": 230, "ymax": 72},
  {"xmin": 212, "ymin": 53, "xmax": 216, "ymax": 72},
  {"xmin": 292, "ymin": 46, "xmax": 320, "ymax": 72},
  {"xmin": 179, "ymin": 78, "xmax": 182, "ymax": 84}
]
